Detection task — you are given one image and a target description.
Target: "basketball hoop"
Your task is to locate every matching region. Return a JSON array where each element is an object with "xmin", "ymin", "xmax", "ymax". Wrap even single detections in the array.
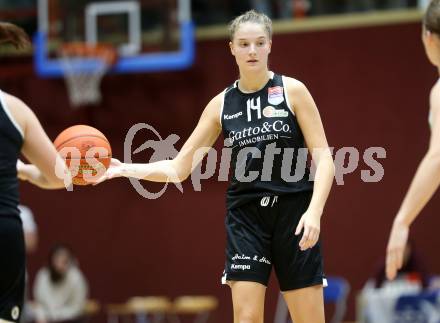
[{"xmin": 60, "ymin": 42, "xmax": 117, "ymax": 108}]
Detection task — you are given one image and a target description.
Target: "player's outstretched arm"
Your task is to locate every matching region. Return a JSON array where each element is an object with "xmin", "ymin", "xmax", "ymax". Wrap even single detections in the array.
[
  {"xmin": 285, "ymin": 78, "xmax": 335, "ymax": 251},
  {"xmin": 5, "ymin": 93, "xmax": 70, "ymax": 189},
  {"xmin": 98, "ymin": 92, "xmax": 223, "ymax": 184},
  {"xmin": 386, "ymin": 82, "xmax": 440, "ymax": 280}
]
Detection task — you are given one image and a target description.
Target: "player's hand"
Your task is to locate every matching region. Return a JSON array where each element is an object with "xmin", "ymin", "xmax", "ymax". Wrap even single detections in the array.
[
  {"xmin": 93, "ymin": 158, "xmax": 124, "ymax": 185},
  {"xmin": 386, "ymin": 219, "xmax": 409, "ymax": 280},
  {"xmin": 295, "ymin": 209, "xmax": 321, "ymax": 251},
  {"xmin": 17, "ymin": 159, "xmax": 29, "ymax": 181}
]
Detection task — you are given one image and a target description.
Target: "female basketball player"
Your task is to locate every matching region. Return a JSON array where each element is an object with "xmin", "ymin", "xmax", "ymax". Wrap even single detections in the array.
[
  {"xmin": 100, "ymin": 10, "xmax": 334, "ymax": 323},
  {"xmin": 386, "ymin": 0, "xmax": 440, "ymax": 281},
  {"xmin": 0, "ymin": 22, "xmax": 69, "ymax": 323}
]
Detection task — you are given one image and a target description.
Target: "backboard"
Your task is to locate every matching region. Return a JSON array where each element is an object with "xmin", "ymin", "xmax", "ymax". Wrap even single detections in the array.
[{"xmin": 34, "ymin": 0, "xmax": 195, "ymax": 77}]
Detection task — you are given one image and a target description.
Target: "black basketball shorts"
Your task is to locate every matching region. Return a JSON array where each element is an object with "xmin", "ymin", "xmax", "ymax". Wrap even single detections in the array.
[
  {"xmin": 0, "ymin": 215, "xmax": 25, "ymax": 322},
  {"xmin": 221, "ymin": 191, "xmax": 326, "ymax": 292}
]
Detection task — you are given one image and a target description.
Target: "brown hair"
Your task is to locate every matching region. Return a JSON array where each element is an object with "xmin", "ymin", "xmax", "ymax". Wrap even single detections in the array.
[
  {"xmin": 424, "ymin": 0, "xmax": 440, "ymax": 34},
  {"xmin": 0, "ymin": 22, "xmax": 31, "ymax": 49},
  {"xmin": 229, "ymin": 10, "xmax": 272, "ymax": 41}
]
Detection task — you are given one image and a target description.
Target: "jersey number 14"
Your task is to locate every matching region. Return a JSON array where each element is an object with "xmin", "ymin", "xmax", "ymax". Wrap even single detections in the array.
[{"xmin": 247, "ymin": 97, "xmax": 261, "ymax": 122}]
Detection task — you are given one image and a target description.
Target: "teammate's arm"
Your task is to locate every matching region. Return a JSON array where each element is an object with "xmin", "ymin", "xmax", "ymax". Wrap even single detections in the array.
[
  {"xmin": 100, "ymin": 92, "xmax": 223, "ymax": 183},
  {"xmin": 5, "ymin": 93, "xmax": 69, "ymax": 189},
  {"xmin": 285, "ymin": 77, "xmax": 335, "ymax": 251},
  {"xmin": 386, "ymin": 82, "xmax": 440, "ymax": 280}
]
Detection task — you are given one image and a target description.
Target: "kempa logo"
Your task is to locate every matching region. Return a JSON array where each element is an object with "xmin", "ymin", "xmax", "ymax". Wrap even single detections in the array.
[
  {"xmin": 231, "ymin": 264, "xmax": 251, "ymax": 270},
  {"xmin": 260, "ymin": 196, "xmax": 278, "ymax": 207},
  {"xmin": 260, "ymin": 196, "xmax": 270, "ymax": 207},
  {"xmin": 224, "ymin": 111, "xmax": 243, "ymax": 120}
]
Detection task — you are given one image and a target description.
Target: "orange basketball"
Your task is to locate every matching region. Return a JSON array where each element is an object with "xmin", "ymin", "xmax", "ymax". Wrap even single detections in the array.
[{"xmin": 54, "ymin": 125, "xmax": 112, "ymax": 186}]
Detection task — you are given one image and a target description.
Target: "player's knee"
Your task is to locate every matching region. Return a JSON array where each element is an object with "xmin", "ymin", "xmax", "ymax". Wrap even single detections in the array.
[
  {"xmin": 235, "ymin": 309, "xmax": 262, "ymax": 323},
  {"xmin": 236, "ymin": 316, "xmax": 262, "ymax": 323}
]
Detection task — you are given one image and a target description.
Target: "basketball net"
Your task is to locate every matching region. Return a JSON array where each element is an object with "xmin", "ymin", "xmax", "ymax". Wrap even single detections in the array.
[{"xmin": 60, "ymin": 43, "xmax": 117, "ymax": 108}]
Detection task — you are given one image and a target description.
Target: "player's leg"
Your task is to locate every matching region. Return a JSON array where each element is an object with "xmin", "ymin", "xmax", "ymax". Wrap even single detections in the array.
[
  {"xmin": 229, "ymin": 281, "xmax": 266, "ymax": 323},
  {"xmin": 0, "ymin": 217, "xmax": 26, "ymax": 323},
  {"xmin": 283, "ymin": 285, "xmax": 325, "ymax": 323},
  {"xmin": 221, "ymin": 198, "xmax": 276, "ymax": 323},
  {"xmin": 272, "ymin": 191, "xmax": 326, "ymax": 323}
]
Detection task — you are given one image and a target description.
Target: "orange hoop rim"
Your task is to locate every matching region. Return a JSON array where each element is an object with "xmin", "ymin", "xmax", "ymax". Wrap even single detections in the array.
[{"xmin": 60, "ymin": 42, "xmax": 117, "ymax": 65}]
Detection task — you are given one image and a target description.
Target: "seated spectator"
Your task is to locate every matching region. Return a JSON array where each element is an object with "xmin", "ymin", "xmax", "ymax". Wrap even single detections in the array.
[
  {"xmin": 33, "ymin": 244, "xmax": 88, "ymax": 323},
  {"xmin": 250, "ymin": 0, "xmax": 295, "ymax": 19},
  {"xmin": 374, "ymin": 0, "xmax": 411, "ymax": 10},
  {"xmin": 311, "ymin": 0, "xmax": 413, "ymax": 15}
]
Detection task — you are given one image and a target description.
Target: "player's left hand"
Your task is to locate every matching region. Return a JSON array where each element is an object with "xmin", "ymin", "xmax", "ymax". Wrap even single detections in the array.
[
  {"xmin": 386, "ymin": 219, "xmax": 409, "ymax": 280},
  {"xmin": 295, "ymin": 209, "xmax": 321, "ymax": 251}
]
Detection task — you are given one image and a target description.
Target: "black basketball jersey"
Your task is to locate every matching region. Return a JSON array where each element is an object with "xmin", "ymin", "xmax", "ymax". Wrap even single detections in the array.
[
  {"xmin": 0, "ymin": 91, "xmax": 23, "ymax": 217},
  {"xmin": 221, "ymin": 73, "xmax": 313, "ymax": 209}
]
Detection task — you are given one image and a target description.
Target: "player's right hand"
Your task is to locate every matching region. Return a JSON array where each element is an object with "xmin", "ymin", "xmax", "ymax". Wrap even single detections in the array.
[
  {"xmin": 295, "ymin": 208, "xmax": 321, "ymax": 251},
  {"xmin": 16, "ymin": 159, "xmax": 29, "ymax": 181},
  {"xmin": 93, "ymin": 158, "xmax": 124, "ymax": 185}
]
